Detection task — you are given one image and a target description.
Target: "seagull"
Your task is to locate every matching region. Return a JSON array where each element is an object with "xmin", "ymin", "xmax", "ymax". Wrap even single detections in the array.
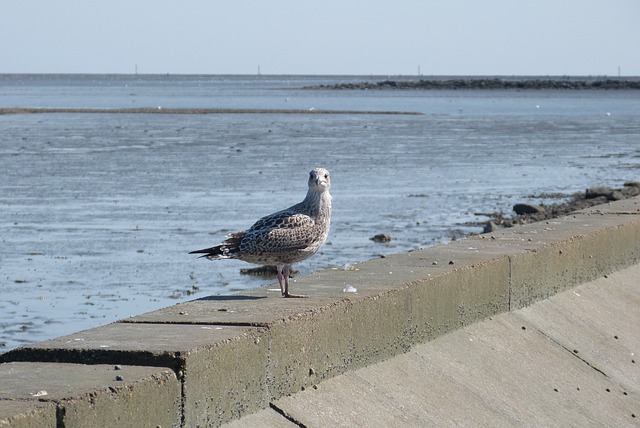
[{"xmin": 190, "ymin": 168, "xmax": 332, "ymax": 298}]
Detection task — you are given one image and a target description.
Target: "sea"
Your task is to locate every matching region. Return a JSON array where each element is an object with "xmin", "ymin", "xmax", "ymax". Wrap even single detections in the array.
[{"xmin": 1, "ymin": 74, "xmax": 639, "ymax": 352}]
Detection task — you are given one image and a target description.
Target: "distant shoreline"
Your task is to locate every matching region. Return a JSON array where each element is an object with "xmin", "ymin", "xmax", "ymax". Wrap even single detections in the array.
[
  {"xmin": 0, "ymin": 107, "xmax": 421, "ymax": 116},
  {"xmin": 304, "ymin": 78, "xmax": 640, "ymax": 91}
]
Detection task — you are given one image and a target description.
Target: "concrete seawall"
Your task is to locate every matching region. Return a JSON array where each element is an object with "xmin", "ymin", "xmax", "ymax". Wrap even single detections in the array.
[{"xmin": 1, "ymin": 197, "xmax": 639, "ymax": 427}]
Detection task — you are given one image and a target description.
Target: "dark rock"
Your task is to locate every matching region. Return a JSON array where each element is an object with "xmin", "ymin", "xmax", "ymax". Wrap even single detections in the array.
[
  {"xmin": 622, "ymin": 184, "xmax": 640, "ymax": 197},
  {"xmin": 608, "ymin": 190, "xmax": 624, "ymax": 201},
  {"xmin": 513, "ymin": 203, "xmax": 545, "ymax": 215},
  {"xmin": 483, "ymin": 221, "xmax": 499, "ymax": 233},
  {"xmin": 586, "ymin": 186, "xmax": 613, "ymax": 199},
  {"xmin": 370, "ymin": 233, "xmax": 393, "ymax": 243},
  {"xmin": 489, "ymin": 183, "xmax": 636, "ymax": 230}
]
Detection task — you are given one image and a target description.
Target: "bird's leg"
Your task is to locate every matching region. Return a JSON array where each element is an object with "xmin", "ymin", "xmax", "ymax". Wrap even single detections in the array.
[
  {"xmin": 276, "ymin": 265, "xmax": 285, "ymax": 296},
  {"xmin": 282, "ymin": 264, "xmax": 308, "ymax": 298}
]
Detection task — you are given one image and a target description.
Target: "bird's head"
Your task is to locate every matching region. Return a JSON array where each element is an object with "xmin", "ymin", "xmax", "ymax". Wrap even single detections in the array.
[{"xmin": 308, "ymin": 167, "xmax": 331, "ymax": 193}]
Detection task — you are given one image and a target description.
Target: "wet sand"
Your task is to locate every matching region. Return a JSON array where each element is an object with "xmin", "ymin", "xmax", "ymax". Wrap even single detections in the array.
[{"xmin": 0, "ymin": 107, "xmax": 420, "ymax": 115}]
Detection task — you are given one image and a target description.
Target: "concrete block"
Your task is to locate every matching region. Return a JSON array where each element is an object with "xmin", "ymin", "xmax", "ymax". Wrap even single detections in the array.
[
  {"xmin": 380, "ymin": 243, "xmax": 511, "ymax": 344},
  {"xmin": 0, "ymin": 362, "xmax": 179, "ymax": 428},
  {"xmin": 265, "ymin": 304, "xmax": 354, "ymax": 403},
  {"xmin": 515, "ymin": 263, "xmax": 640, "ymax": 392},
  {"xmin": 127, "ymin": 262, "xmax": 421, "ymax": 399},
  {"xmin": 1, "ymin": 324, "xmax": 267, "ymax": 427},
  {"xmin": 124, "ymin": 292, "xmax": 343, "ymax": 327},
  {"xmin": 272, "ymin": 264, "xmax": 420, "ymax": 395},
  {"xmin": 344, "ymin": 286, "xmax": 412, "ymax": 369},
  {"xmin": 125, "ymin": 280, "xmax": 414, "ymax": 399},
  {"xmin": 181, "ymin": 328, "xmax": 269, "ymax": 427},
  {"xmin": 273, "ymin": 310, "xmax": 639, "ymax": 427},
  {"xmin": 502, "ymin": 214, "xmax": 640, "ymax": 309},
  {"xmin": 0, "ymin": 400, "xmax": 56, "ymax": 428}
]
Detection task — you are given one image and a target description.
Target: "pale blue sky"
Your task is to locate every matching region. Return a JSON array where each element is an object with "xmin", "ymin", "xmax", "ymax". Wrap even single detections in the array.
[{"xmin": 2, "ymin": 0, "xmax": 639, "ymax": 75}]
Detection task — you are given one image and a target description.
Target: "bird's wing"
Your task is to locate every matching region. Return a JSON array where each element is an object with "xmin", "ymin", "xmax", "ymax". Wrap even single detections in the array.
[{"xmin": 242, "ymin": 211, "xmax": 318, "ymax": 253}]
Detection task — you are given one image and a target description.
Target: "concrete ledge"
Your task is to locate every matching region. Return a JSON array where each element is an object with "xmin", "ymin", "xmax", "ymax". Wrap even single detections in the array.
[
  {"xmin": 0, "ymin": 362, "xmax": 180, "ymax": 427},
  {"xmin": 267, "ymin": 262, "xmax": 640, "ymax": 426},
  {"xmin": 0, "ymin": 400, "xmax": 56, "ymax": 428},
  {"xmin": 0, "ymin": 324, "xmax": 267, "ymax": 427},
  {"xmin": 1, "ymin": 196, "xmax": 639, "ymax": 426},
  {"xmin": 497, "ymin": 212, "xmax": 640, "ymax": 309}
]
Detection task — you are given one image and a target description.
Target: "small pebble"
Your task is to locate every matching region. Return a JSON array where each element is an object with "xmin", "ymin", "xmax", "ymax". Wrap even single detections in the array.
[
  {"xmin": 114, "ymin": 365, "xmax": 122, "ymax": 370},
  {"xmin": 115, "ymin": 375, "xmax": 124, "ymax": 381},
  {"xmin": 448, "ymin": 260, "xmax": 454, "ymax": 265}
]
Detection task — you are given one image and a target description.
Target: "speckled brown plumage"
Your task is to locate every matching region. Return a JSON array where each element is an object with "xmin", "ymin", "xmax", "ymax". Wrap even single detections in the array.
[{"xmin": 190, "ymin": 168, "xmax": 332, "ymax": 297}]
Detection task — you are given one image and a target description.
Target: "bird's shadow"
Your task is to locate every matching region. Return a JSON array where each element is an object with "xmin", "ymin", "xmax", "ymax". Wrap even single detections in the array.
[{"xmin": 196, "ymin": 295, "xmax": 267, "ymax": 302}]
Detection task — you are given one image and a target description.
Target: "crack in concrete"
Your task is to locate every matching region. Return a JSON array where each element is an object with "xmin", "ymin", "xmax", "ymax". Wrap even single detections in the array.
[
  {"xmin": 269, "ymin": 402, "xmax": 307, "ymax": 427},
  {"xmin": 531, "ymin": 326, "xmax": 609, "ymax": 378}
]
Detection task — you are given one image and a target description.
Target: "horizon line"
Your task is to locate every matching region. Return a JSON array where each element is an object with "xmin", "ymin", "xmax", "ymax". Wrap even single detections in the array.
[{"xmin": 1, "ymin": 72, "xmax": 639, "ymax": 78}]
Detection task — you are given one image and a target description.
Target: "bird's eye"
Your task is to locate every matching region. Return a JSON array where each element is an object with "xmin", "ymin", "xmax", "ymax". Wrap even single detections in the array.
[{"xmin": 324, "ymin": 174, "xmax": 328, "ymax": 179}]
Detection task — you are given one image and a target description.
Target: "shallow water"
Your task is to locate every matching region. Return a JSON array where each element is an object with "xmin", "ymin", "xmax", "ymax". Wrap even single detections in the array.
[{"xmin": 1, "ymin": 75, "xmax": 639, "ymax": 352}]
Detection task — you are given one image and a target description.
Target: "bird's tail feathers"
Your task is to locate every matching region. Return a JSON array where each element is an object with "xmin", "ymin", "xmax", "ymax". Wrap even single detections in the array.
[
  {"xmin": 189, "ymin": 232, "xmax": 244, "ymax": 260},
  {"xmin": 189, "ymin": 245, "xmax": 226, "ymax": 259}
]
